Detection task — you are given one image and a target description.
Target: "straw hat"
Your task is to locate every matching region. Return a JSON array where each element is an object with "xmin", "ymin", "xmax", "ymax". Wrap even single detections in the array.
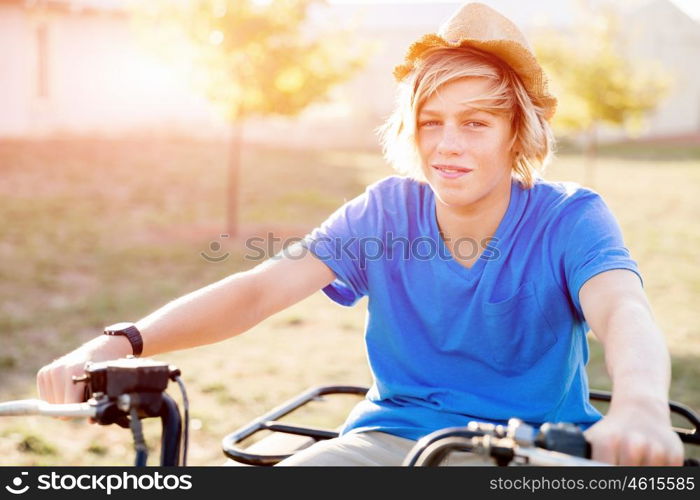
[{"xmin": 393, "ymin": 2, "xmax": 557, "ymax": 121}]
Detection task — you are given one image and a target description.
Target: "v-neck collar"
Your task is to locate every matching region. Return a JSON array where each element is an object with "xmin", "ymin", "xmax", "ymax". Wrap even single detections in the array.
[{"xmin": 428, "ymin": 178, "xmax": 522, "ymax": 281}]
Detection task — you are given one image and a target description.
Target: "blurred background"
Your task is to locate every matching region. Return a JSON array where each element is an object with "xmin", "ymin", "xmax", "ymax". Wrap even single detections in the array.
[{"xmin": 0, "ymin": 0, "xmax": 698, "ymax": 465}]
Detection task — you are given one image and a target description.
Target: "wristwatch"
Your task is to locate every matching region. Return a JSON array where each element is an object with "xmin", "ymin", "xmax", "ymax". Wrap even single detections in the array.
[{"xmin": 103, "ymin": 322, "xmax": 143, "ymax": 357}]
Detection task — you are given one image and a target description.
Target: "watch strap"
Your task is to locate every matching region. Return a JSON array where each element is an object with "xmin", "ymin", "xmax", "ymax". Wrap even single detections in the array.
[{"xmin": 104, "ymin": 323, "xmax": 143, "ymax": 357}]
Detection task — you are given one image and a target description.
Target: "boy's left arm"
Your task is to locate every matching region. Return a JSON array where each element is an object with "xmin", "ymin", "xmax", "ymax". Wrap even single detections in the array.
[{"xmin": 579, "ymin": 269, "xmax": 684, "ymax": 465}]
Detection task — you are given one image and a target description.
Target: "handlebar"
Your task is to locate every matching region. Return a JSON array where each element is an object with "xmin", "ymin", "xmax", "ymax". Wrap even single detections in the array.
[
  {"xmin": 402, "ymin": 419, "xmax": 610, "ymax": 466},
  {"xmin": 3, "ymin": 378, "xmax": 699, "ymax": 467},
  {"xmin": 0, "ymin": 357, "xmax": 188, "ymax": 467},
  {"xmin": 0, "ymin": 400, "xmax": 96, "ymax": 418},
  {"xmin": 403, "ymin": 417, "xmax": 700, "ymax": 467}
]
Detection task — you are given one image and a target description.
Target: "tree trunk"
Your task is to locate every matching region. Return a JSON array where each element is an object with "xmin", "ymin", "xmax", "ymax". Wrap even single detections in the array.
[
  {"xmin": 584, "ymin": 124, "xmax": 597, "ymax": 188},
  {"xmin": 226, "ymin": 122, "xmax": 243, "ymax": 237}
]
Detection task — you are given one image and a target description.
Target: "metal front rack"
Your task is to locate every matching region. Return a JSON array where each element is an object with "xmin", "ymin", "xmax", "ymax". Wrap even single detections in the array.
[{"xmin": 221, "ymin": 385, "xmax": 368, "ymax": 466}]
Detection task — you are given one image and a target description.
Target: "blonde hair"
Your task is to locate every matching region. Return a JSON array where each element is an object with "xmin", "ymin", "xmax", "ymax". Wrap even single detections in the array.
[{"xmin": 378, "ymin": 47, "xmax": 555, "ymax": 188}]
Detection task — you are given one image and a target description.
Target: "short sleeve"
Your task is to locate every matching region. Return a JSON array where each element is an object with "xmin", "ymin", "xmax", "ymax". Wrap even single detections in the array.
[
  {"xmin": 556, "ymin": 192, "xmax": 643, "ymax": 318},
  {"xmin": 301, "ymin": 183, "xmax": 382, "ymax": 306}
]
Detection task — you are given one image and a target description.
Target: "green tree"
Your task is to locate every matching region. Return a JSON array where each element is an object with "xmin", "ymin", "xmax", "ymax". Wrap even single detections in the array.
[
  {"xmin": 131, "ymin": 0, "xmax": 368, "ymax": 235},
  {"xmin": 534, "ymin": 4, "xmax": 670, "ymax": 186}
]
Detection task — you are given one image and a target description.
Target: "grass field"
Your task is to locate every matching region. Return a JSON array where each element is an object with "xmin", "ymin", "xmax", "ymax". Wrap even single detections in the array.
[{"xmin": 0, "ymin": 138, "xmax": 698, "ymax": 465}]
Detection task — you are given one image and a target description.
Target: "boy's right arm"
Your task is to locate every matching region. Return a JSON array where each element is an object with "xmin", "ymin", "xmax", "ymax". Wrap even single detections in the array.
[{"xmin": 37, "ymin": 244, "xmax": 336, "ymax": 404}]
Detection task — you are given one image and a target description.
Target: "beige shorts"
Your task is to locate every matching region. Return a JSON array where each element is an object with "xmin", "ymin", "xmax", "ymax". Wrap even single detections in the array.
[{"xmin": 275, "ymin": 430, "xmax": 493, "ymax": 466}]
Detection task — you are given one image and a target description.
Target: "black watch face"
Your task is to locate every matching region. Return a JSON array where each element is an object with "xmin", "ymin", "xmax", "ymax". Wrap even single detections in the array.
[{"xmin": 105, "ymin": 322, "xmax": 134, "ymax": 333}]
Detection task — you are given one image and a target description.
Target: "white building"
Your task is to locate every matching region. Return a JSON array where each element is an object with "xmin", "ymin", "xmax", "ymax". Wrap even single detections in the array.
[
  {"xmin": 0, "ymin": 0, "xmax": 225, "ymax": 139},
  {"xmin": 623, "ymin": 0, "xmax": 700, "ymax": 139},
  {"xmin": 1, "ymin": 0, "xmax": 698, "ymax": 145}
]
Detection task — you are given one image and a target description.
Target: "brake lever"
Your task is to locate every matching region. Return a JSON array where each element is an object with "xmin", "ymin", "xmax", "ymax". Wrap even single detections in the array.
[{"xmin": 71, "ymin": 373, "xmax": 91, "ymax": 402}]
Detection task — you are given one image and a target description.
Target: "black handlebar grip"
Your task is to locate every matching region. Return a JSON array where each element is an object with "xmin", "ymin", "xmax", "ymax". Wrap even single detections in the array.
[
  {"xmin": 535, "ymin": 422, "xmax": 591, "ymax": 458},
  {"xmin": 536, "ymin": 424, "xmax": 699, "ymax": 465}
]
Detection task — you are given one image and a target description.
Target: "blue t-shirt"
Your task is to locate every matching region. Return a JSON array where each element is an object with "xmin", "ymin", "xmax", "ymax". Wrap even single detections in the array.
[{"xmin": 302, "ymin": 175, "xmax": 641, "ymax": 441}]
